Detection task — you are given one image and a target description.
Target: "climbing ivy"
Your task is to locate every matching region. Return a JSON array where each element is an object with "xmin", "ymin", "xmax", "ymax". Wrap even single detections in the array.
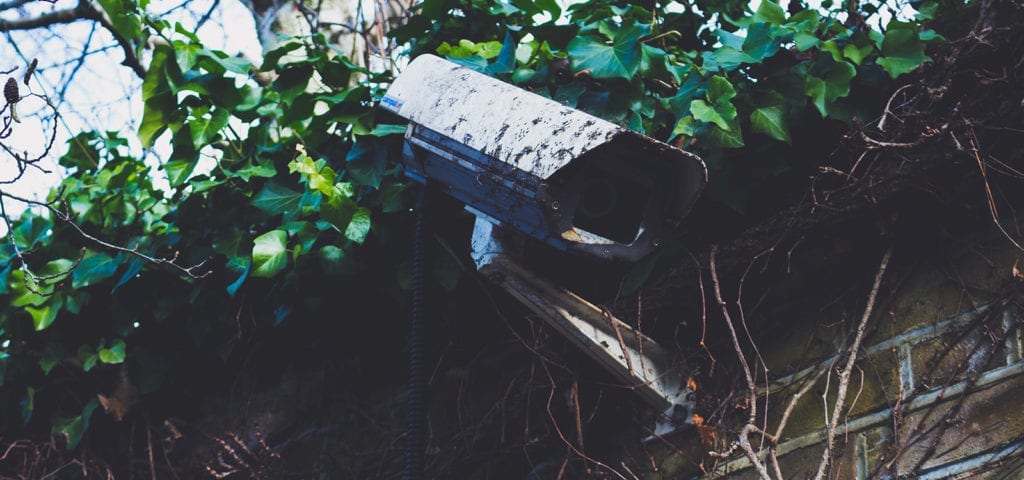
[{"xmin": 0, "ymin": 0, "xmax": 948, "ymax": 452}]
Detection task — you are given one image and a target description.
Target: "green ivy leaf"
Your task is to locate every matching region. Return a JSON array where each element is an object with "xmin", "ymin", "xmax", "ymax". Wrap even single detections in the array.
[
  {"xmin": 27, "ymin": 297, "xmax": 63, "ymax": 331},
  {"xmin": 702, "ymin": 46, "xmax": 755, "ymax": 71},
  {"xmin": 704, "ymin": 118, "xmax": 745, "ymax": 148},
  {"xmin": 251, "ymin": 230, "xmax": 289, "ymax": 278},
  {"xmin": 39, "ymin": 347, "xmax": 61, "ymax": 375},
  {"xmin": 163, "ymin": 160, "xmax": 195, "ymax": 188},
  {"xmin": 707, "ymin": 76, "xmax": 737, "ymax": 104},
  {"xmin": 743, "ymin": 23, "xmax": 782, "ymax": 61},
  {"xmin": 322, "ymin": 192, "xmax": 357, "ymax": 233},
  {"xmin": 876, "ymin": 28, "xmax": 930, "ymax": 78},
  {"xmin": 52, "ymin": 398, "xmax": 99, "ymax": 450},
  {"xmin": 344, "ymin": 207, "xmax": 371, "ymax": 244},
  {"xmin": 805, "ymin": 60, "xmax": 856, "ymax": 116},
  {"xmin": 77, "ymin": 345, "xmax": 98, "ymax": 372},
  {"xmin": 753, "ymin": 0, "xmax": 786, "ymax": 25},
  {"xmin": 672, "ymin": 115, "xmax": 696, "ymax": 137},
  {"xmin": 260, "ymin": 41, "xmax": 303, "ymax": 71},
  {"xmin": 252, "ymin": 182, "xmax": 303, "ymax": 216},
  {"xmin": 567, "ymin": 22, "xmax": 650, "ymax": 79},
  {"xmin": 190, "ymin": 107, "xmax": 230, "ymax": 149},
  {"xmin": 793, "ymin": 32, "xmax": 820, "ymax": 51},
  {"xmin": 13, "ymin": 215, "xmax": 52, "ymax": 250},
  {"xmin": 690, "ymin": 100, "xmax": 730, "ymax": 130},
  {"xmin": 98, "ymin": 339, "xmax": 126, "ymax": 364},
  {"xmin": 750, "ymin": 106, "xmax": 792, "ymax": 143},
  {"xmin": 318, "ymin": 245, "xmax": 346, "ymax": 274},
  {"xmin": 225, "ymin": 257, "xmax": 250, "ymax": 296},
  {"xmin": 236, "ymin": 161, "xmax": 278, "ymax": 181},
  {"xmin": 72, "ymin": 253, "xmax": 118, "ymax": 289},
  {"xmin": 139, "ymin": 45, "xmax": 178, "ymax": 147}
]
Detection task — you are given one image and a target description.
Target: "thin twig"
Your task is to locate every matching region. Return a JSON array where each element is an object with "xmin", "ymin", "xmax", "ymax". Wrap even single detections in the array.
[
  {"xmin": 708, "ymin": 246, "xmax": 773, "ymax": 480},
  {"xmin": 812, "ymin": 246, "xmax": 893, "ymax": 480}
]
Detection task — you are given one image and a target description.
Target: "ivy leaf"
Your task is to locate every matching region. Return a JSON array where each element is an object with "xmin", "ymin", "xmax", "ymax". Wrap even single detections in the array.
[
  {"xmin": 344, "ymin": 207, "xmax": 371, "ymax": 244},
  {"xmin": 139, "ymin": 45, "xmax": 177, "ymax": 147},
  {"xmin": 190, "ymin": 107, "xmax": 230, "ymax": 149},
  {"xmin": 671, "ymin": 115, "xmax": 696, "ymax": 138},
  {"xmin": 98, "ymin": 339, "xmax": 126, "ymax": 364},
  {"xmin": 322, "ymin": 190, "xmax": 357, "ymax": 232},
  {"xmin": 691, "ymin": 76, "xmax": 738, "ymax": 131},
  {"xmin": 703, "ymin": 118, "xmax": 745, "ymax": 148},
  {"xmin": 52, "ymin": 398, "xmax": 99, "ymax": 450},
  {"xmin": 485, "ymin": 32, "xmax": 517, "ymax": 75},
  {"xmin": 261, "ymin": 41, "xmax": 303, "ymax": 71},
  {"xmin": 236, "ymin": 161, "xmax": 278, "ymax": 181},
  {"xmin": 369, "ymin": 124, "xmax": 407, "ymax": 137},
  {"xmin": 690, "ymin": 100, "xmax": 730, "ymax": 130},
  {"xmin": 318, "ymin": 245, "xmax": 346, "ymax": 274},
  {"xmin": 26, "ymin": 297, "xmax": 63, "ymax": 331},
  {"xmin": 876, "ymin": 28, "xmax": 930, "ymax": 78},
  {"xmin": 346, "ymin": 138, "xmax": 387, "ymax": 189},
  {"xmin": 12, "ymin": 216, "xmax": 51, "ymax": 250},
  {"xmin": 567, "ymin": 22, "xmax": 650, "ymax": 80},
  {"xmin": 842, "ymin": 44, "xmax": 870, "ymax": 65},
  {"xmin": 72, "ymin": 253, "xmax": 118, "ymax": 289},
  {"xmin": 743, "ymin": 23, "xmax": 782, "ymax": 61},
  {"xmin": 251, "ymin": 182, "xmax": 303, "ymax": 216},
  {"xmin": 707, "ymin": 76, "xmax": 737, "ymax": 104},
  {"xmin": 702, "ymin": 46, "xmax": 755, "ymax": 71},
  {"xmin": 39, "ymin": 347, "xmax": 61, "ymax": 375},
  {"xmin": 77, "ymin": 345, "xmax": 98, "ymax": 372},
  {"xmin": 163, "ymin": 160, "xmax": 195, "ymax": 188},
  {"xmin": 750, "ymin": 106, "xmax": 792, "ymax": 143},
  {"xmin": 793, "ymin": 32, "xmax": 820, "ymax": 51},
  {"xmin": 251, "ymin": 230, "xmax": 289, "ymax": 278},
  {"xmin": 225, "ymin": 257, "xmax": 250, "ymax": 296},
  {"xmin": 753, "ymin": 0, "xmax": 786, "ymax": 25},
  {"xmin": 805, "ymin": 61, "xmax": 856, "ymax": 116}
]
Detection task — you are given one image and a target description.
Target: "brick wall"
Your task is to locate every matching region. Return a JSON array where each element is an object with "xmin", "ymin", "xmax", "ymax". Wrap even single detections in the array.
[{"xmin": 647, "ymin": 241, "xmax": 1024, "ymax": 479}]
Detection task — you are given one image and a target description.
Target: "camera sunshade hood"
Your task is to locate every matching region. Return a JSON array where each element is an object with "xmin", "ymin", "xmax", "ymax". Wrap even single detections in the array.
[{"xmin": 383, "ymin": 54, "xmax": 706, "ymax": 261}]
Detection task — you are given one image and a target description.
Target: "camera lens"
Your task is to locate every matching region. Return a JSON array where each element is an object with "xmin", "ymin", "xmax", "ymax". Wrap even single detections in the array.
[{"xmin": 578, "ymin": 178, "xmax": 618, "ymax": 218}]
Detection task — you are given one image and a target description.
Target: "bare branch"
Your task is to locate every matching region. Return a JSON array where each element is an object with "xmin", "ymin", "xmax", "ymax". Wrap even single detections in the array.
[
  {"xmin": 812, "ymin": 246, "xmax": 893, "ymax": 480},
  {"xmin": 709, "ymin": 246, "xmax": 774, "ymax": 480},
  {"xmin": 0, "ymin": 0, "xmax": 146, "ymax": 78},
  {"xmin": 0, "ymin": 2, "xmax": 91, "ymax": 31}
]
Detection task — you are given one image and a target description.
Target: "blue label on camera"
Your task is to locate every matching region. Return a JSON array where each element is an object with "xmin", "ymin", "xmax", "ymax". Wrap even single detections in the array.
[{"xmin": 381, "ymin": 95, "xmax": 403, "ymax": 112}]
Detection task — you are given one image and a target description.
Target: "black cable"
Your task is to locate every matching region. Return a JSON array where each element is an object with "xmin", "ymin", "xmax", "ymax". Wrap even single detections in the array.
[{"xmin": 404, "ymin": 187, "xmax": 430, "ymax": 480}]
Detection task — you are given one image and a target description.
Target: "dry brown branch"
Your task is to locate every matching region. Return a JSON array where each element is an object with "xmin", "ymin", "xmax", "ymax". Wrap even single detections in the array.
[
  {"xmin": 708, "ymin": 245, "xmax": 774, "ymax": 480},
  {"xmin": 812, "ymin": 246, "xmax": 893, "ymax": 480},
  {"xmin": 539, "ymin": 362, "xmax": 631, "ymax": 480},
  {"xmin": 966, "ymin": 128, "xmax": 1024, "ymax": 253}
]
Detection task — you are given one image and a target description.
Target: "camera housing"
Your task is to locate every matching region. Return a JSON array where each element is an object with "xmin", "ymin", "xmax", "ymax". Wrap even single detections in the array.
[
  {"xmin": 383, "ymin": 55, "xmax": 706, "ymax": 437},
  {"xmin": 381, "ymin": 54, "xmax": 706, "ymax": 262}
]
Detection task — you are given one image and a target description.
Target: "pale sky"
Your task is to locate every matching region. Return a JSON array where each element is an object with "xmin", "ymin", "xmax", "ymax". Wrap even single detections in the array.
[{"xmin": 0, "ymin": 0, "xmax": 261, "ymax": 218}]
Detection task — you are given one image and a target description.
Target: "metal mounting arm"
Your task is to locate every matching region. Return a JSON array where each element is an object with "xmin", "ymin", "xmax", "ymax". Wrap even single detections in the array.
[{"xmin": 471, "ymin": 218, "xmax": 694, "ymax": 437}]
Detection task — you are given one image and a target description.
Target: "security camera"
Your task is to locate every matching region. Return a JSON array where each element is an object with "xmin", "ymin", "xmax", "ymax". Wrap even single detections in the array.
[
  {"xmin": 381, "ymin": 54, "xmax": 706, "ymax": 262},
  {"xmin": 383, "ymin": 54, "xmax": 706, "ymax": 437}
]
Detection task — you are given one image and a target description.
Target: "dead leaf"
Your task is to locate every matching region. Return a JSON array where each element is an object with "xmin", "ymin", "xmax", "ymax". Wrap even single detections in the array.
[
  {"xmin": 98, "ymin": 367, "xmax": 137, "ymax": 422},
  {"xmin": 693, "ymin": 414, "xmax": 717, "ymax": 447}
]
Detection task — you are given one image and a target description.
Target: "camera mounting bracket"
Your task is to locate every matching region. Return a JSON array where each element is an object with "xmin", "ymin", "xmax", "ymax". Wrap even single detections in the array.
[{"xmin": 471, "ymin": 218, "xmax": 695, "ymax": 438}]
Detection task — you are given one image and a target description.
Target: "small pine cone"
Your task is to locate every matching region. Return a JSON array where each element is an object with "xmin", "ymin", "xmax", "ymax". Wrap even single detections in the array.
[{"xmin": 4, "ymin": 77, "xmax": 18, "ymax": 104}]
